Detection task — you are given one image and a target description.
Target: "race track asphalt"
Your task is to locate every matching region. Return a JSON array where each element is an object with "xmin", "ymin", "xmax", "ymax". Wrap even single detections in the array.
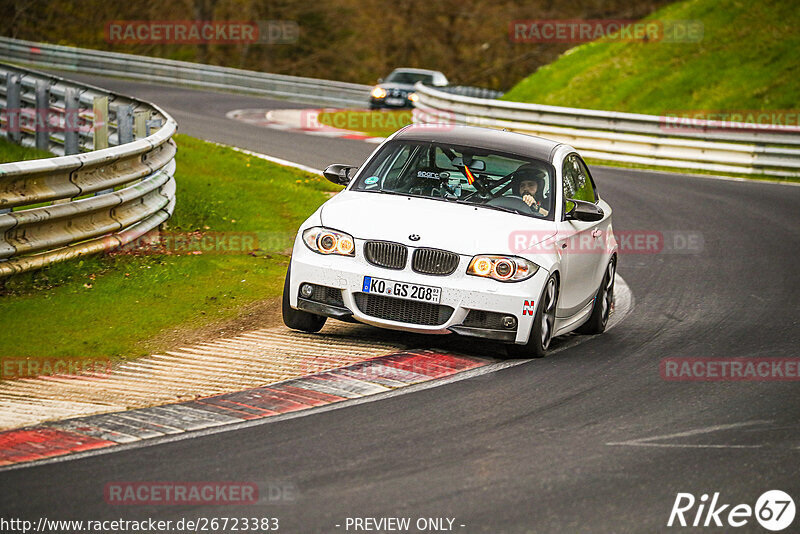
[{"xmin": 2, "ymin": 73, "xmax": 799, "ymax": 533}]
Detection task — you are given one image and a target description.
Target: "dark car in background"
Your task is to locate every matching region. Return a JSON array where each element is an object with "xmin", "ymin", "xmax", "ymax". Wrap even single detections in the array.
[{"xmin": 369, "ymin": 68, "xmax": 449, "ymax": 109}]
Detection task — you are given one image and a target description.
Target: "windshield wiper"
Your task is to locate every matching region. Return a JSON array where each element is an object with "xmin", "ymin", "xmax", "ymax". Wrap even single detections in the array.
[
  {"xmin": 473, "ymin": 203, "xmax": 528, "ymax": 216},
  {"xmin": 450, "ymin": 199, "xmax": 535, "ymax": 217},
  {"xmin": 361, "ymin": 189, "xmax": 427, "ymax": 200}
]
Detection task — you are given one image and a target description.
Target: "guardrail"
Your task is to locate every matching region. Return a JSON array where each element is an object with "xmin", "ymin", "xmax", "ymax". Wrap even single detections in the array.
[
  {"xmin": 0, "ymin": 63, "xmax": 177, "ymax": 277},
  {"xmin": 0, "ymin": 36, "xmax": 372, "ymax": 108},
  {"xmin": 413, "ymin": 83, "xmax": 800, "ymax": 178},
  {"xmin": 436, "ymin": 85, "xmax": 504, "ymax": 100}
]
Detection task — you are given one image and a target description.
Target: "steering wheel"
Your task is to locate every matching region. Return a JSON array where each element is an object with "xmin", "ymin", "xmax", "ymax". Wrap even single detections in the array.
[{"xmin": 485, "ymin": 196, "xmax": 535, "ymax": 214}]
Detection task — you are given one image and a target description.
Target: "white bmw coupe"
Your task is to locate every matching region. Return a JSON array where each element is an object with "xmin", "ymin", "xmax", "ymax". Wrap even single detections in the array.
[{"xmin": 283, "ymin": 125, "xmax": 617, "ymax": 357}]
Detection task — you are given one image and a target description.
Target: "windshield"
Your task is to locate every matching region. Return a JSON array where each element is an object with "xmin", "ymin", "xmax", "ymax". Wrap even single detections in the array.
[
  {"xmin": 385, "ymin": 71, "xmax": 434, "ymax": 85},
  {"xmin": 351, "ymin": 140, "xmax": 555, "ymax": 220}
]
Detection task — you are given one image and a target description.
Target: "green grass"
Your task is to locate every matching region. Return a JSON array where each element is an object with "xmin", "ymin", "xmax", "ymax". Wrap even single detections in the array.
[
  {"xmin": 0, "ymin": 134, "xmax": 340, "ymax": 360},
  {"xmin": 316, "ymin": 109, "xmax": 413, "ymax": 138},
  {"xmin": 502, "ymin": 0, "xmax": 800, "ymax": 114},
  {"xmin": 0, "ymin": 138, "xmax": 54, "ymax": 163}
]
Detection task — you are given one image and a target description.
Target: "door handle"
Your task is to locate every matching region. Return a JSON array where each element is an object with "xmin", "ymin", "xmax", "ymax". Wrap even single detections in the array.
[{"xmin": 591, "ymin": 229, "xmax": 602, "ymax": 238}]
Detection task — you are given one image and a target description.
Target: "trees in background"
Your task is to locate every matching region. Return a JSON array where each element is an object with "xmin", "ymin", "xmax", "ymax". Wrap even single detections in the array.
[{"xmin": 2, "ymin": 0, "xmax": 670, "ymax": 89}]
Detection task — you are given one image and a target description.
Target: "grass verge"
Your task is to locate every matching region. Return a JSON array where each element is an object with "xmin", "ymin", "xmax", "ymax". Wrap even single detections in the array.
[
  {"xmin": 502, "ymin": 0, "xmax": 800, "ymax": 114},
  {"xmin": 0, "ymin": 138, "xmax": 54, "ymax": 163},
  {"xmin": 0, "ymin": 134, "xmax": 340, "ymax": 360}
]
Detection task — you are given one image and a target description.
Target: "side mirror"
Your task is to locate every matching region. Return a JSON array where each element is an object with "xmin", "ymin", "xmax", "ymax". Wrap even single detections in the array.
[
  {"xmin": 323, "ymin": 164, "xmax": 357, "ymax": 185},
  {"xmin": 566, "ymin": 198, "xmax": 604, "ymax": 222}
]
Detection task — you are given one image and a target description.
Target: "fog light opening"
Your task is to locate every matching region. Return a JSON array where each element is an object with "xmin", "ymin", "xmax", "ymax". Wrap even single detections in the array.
[
  {"xmin": 502, "ymin": 316, "xmax": 517, "ymax": 329},
  {"xmin": 300, "ymin": 283, "xmax": 314, "ymax": 298}
]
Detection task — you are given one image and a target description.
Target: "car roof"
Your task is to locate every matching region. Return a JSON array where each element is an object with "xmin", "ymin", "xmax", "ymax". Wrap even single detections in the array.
[
  {"xmin": 393, "ymin": 125, "xmax": 563, "ymax": 162},
  {"xmin": 389, "ymin": 68, "xmax": 442, "ymax": 75}
]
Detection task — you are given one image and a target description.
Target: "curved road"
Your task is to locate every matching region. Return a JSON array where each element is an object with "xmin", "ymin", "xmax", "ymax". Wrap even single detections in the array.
[{"xmin": 2, "ymin": 74, "xmax": 799, "ymax": 533}]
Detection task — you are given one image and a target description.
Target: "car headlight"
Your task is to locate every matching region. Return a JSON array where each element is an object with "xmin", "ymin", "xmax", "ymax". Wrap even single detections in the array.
[
  {"xmin": 302, "ymin": 227, "xmax": 355, "ymax": 256},
  {"xmin": 467, "ymin": 255, "xmax": 538, "ymax": 282},
  {"xmin": 371, "ymin": 86, "xmax": 387, "ymax": 99},
  {"xmin": 408, "ymin": 92, "xmax": 419, "ymax": 102}
]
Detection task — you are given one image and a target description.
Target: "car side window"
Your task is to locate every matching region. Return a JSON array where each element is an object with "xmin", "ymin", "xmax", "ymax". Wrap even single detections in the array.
[
  {"xmin": 576, "ymin": 157, "xmax": 598, "ymax": 201},
  {"xmin": 563, "ymin": 154, "xmax": 597, "ymax": 214}
]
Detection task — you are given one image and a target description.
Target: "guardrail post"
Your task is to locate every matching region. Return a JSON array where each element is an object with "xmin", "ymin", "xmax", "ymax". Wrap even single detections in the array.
[
  {"xmin": 6, "ymin": 74, "xmax": 21, "ymax": 144},
  {"xmin": 0, "ymin": 75, "xmax": 14, "ymax": 216},
  {"xmin": 117, "ymin": 105, "xmax": 134, "ymax": 145},
  {"xmin": 92, "ymin": 96, "xmax": 108, "ymax": 150},
  {"xmin": 93, "ymin": 96, "xmax": 111, "ymax": 195},
  {"xmin": 134, "ymin": 111, "xmax": 147, "ymax": 139},
  {"xmin": 63, "ymin": 87, "xmax": 79, "ymax": 155},
  {"xmin": 146, "ymin": 118, "xmax": 163, "ymax": 137},
  {"xmin": 34, "ymin": 80, "xmax": 49, "ymax": 151}
]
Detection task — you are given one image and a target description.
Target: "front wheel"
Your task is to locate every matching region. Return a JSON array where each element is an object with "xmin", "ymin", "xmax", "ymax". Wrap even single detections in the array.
[
  {"xmin": 506, "ymin": 274, "xmax": 559, "ymax": 358},
  {"xmin": 577, "ymin": 257, "xmax": 615, "ymax": 335},
  {"xmin": 282, "ymin": 266, "xmax": 327, "ymax": 333}
]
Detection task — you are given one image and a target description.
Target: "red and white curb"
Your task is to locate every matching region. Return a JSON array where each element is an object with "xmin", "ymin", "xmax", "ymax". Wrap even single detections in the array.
[
  {"xmin": 226, "ymin": 108, "xmax": 386, "ymax": 143},
  {"xmin": 0, "ymin": 350, "xmax": 488, "ymax": 468},
  {"xmin": 0, "ymin": 276, "xmax": 632, "ymax": 471}
]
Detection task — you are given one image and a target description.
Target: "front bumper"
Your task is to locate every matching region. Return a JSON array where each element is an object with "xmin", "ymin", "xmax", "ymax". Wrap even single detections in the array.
[
  {"xmin": 369, "ymin": 97, "xmax": 412, "ymax": 109},
  {"xmin": 289, "ymin": 238, "xmax": 548, "ymax": 344}
]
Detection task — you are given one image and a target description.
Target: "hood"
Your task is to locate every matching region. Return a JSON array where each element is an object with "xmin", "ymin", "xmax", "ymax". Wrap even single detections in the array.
[
  {"xmin": 320, "ymin": 191, "xmax": 556, "ymax": 256},
  {"xmin": 378, "ymin": 82, "xmax": 416, "ymax": 92}
]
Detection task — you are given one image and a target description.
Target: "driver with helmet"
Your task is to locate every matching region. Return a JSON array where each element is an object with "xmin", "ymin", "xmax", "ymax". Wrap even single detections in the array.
[{"xmin": 510, "ymin": 164, "xmax": 549, "ymax": 216}]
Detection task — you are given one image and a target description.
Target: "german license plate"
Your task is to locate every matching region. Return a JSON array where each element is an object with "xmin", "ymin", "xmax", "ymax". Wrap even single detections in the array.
[
  {"xmin": 385, "ymin": 97, "xmax": 405, "ymax": 106},
  {"xmin": 362, "ymin": 276, "xmax": 441, "ymax": 304}
]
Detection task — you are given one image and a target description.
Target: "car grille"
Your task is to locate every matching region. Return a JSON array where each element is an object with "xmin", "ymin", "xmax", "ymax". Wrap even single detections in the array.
[
  {"xmin": 305, "ymin": 284, "xmax": 344, "ymax": 307},
  {"xmin": 354, "ymin": 293, "xmax": 453, "ymax": 326},
  {"xmin": 364, "ymin": 241, "xmax": 408, "ymax": 270},
  {"xmin": 462, "ymin": 309, "xmax": 514, "ymax": 330},
  {"xmin": 411, "ymin": 248, "xmax": 460, "ymax": 275}
]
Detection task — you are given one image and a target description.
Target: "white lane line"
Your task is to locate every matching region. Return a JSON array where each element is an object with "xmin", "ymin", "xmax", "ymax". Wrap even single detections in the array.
[
  {"xmin": 210, "ymin": 138, "xmax": 324, "ymax": 175},
  {"xmin": 594, "ymin": 163, "xmax": 800, "ymax": 188},
  {"xmin": 0, "ymin": 275, "xmax": 634, "ymax": 472},
  {"xmin": 606, "ymin": 420, "xmax": 773, "ymax": 449},
  {"xmin": 229, "ymin": 145, "xmax": 324, "ymax": 175}
]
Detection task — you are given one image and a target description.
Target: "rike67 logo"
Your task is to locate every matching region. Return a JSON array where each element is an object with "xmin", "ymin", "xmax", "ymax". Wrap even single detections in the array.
[{"xmin": 668, "ymin": 490, "xmax": 795, "ymax": 531}]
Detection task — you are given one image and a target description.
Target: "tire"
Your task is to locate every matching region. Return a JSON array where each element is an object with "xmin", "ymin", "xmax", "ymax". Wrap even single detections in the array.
[
  {"xmin": 506, "ymin": 273, "xmax": 559, "ymax": 358},
  {"xmin": 281, "ymin": 266, "xmax": 327, "ymax": 333},
  {"xmin": 576, "ymin": 257, "xmax": 616, "ymax": 335}
]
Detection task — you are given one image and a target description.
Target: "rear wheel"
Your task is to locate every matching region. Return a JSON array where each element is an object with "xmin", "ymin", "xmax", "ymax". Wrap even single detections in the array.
[
  {"xmin": 577, "ymin": 257, "xmax": 615, "ymax": 335},
  {"xmin": 506, "ymin": 274, "xmax": 558, "ymax": 358},
  {"xmin": 282, "ymin": 266, "xmax": 327, "ymax": 333}
]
